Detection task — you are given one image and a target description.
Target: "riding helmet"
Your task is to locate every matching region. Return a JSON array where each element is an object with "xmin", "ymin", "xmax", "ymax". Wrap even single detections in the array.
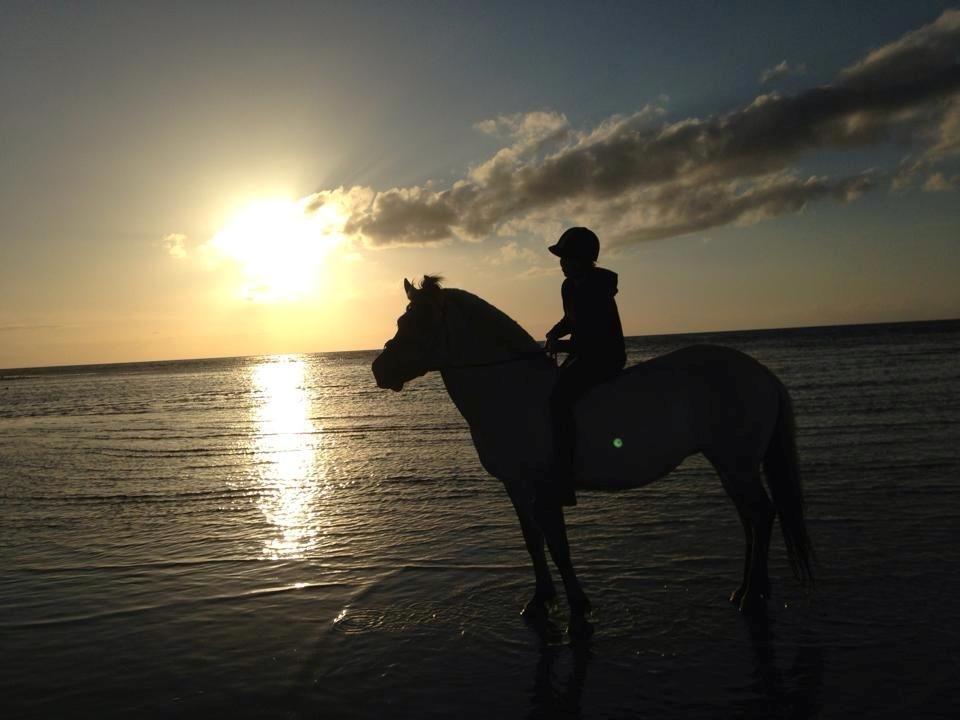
[{"xmin": 548, "ymin": 227, "xmax": 600, "ymax": 262}]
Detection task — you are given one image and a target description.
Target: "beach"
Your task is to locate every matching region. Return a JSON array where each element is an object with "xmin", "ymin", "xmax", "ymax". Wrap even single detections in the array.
[{"xmin": 2, "ymin": 320, "xmax": 959, "ymax": 718}]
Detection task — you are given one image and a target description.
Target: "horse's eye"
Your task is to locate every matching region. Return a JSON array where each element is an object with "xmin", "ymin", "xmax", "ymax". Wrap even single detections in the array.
[{"xmin": 416, "ymin": 306, "xmax": 439, "ymax": 330}]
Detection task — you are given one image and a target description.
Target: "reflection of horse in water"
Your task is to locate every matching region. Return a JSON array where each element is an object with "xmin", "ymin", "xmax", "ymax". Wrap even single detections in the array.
[{"xmin": 372, "ymin": 276, "xmax": 813, "ymax": 634}]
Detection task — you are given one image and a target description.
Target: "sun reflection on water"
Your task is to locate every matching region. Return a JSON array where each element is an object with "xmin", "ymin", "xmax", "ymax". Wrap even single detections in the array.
[{"xmin": 251, "ymin": 356, "xmax": 322, "ymax": 559}]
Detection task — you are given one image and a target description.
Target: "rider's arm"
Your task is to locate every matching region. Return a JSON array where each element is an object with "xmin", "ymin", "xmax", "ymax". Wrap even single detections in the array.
[
  {"xmin": 546, "ymin": 316, "xmax": 570, "ymax": 340},
  {"xmin": 547, "ymin": 278, "xmax": 574, "ymax": 341}
]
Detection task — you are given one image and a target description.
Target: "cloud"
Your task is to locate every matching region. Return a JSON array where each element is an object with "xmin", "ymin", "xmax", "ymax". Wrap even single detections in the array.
[
  {"xmin": 0, "ymin": 324, "xmax": 62, "ymax": 333},
  {"xmin": 891, "ymin": 157, "xmax": 926, "ymax": 191},
  {"xmin": 303, "ymin": 185, "xmax": 374, "ymax": 218},
  {"xmin": 342, "ymin": 185, "xmax": 456, "ymax": 246},
  {"xmin": 489, "ymin": 240, "xmax": 541, "ymax": 266},
  {"xmin": 312, "ymin": 10, "xmax": 960, "ymax": 249},
  {"xmin": 604, "ymin": 172, "xmax": 875, "ymax": 246},
  {"xmin": 926, "ymin": 97, "xmax": 960, "ymax": 159},
  {"xmin": 840, "ymin": 10, "xmax": 960, "ymax": 89},
  {"xmin": 468, "ymin": 111, "xmax": 571, "ymax": 184},
  {"xmin": 473, "ymin": 111, "xmax": 569, "ymax": 144},
  {"xmin": 163, "ymin": 233, "xmax": 188, "ymax": 259},
  {"xmin": 759, "ymin": 60, "xmax": 807, "ymax": 84},
  {"xmin": 923, "ymin": 171, "xmax": 960, "ymax": 191}
]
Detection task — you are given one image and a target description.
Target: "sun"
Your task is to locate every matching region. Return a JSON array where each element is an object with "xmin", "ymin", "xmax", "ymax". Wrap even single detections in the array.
[{"xmin": 209, "ymin": 197, "xmax": 344, "ymax": 302}]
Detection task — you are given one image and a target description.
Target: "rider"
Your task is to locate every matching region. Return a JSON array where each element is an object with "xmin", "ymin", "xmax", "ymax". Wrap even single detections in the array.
[{"xmin": 544, "ymin": 227, "xmax": 626, "ymax": 507}]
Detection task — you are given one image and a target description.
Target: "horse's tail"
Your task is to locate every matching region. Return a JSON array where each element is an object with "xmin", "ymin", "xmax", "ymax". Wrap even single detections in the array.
[{"xmin": 763, "ymin": 378, "xmax": 815, "ymax": 587}]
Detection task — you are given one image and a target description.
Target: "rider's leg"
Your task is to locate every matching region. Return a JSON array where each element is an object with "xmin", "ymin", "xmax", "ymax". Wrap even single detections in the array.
[{"xmin": 547, "ymin": 362, "xmax": 593, "ymax": 506}]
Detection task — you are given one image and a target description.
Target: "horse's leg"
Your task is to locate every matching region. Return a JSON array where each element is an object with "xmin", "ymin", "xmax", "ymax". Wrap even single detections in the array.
[
  {"xmin": 724, "ymin": 469, "xmax": 775, "ymax": 612},
  {"xmin": 710, "ymin": 455, "xmax": 752, "ymax": 604},
  {"xmin": 505, "ymin": 483, "xmax": 557, "ymax": 618},
  {"xmin": 535, "ymin": 500, "xmax": 591, "ymax": 635},
  {"xmin": 724, "ymin": 488, "xmax": 755, "ymax": 607}
]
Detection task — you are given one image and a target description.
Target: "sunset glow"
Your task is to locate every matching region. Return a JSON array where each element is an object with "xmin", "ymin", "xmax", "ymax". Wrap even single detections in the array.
[
  {"xmin": 252, "ymin": 356, "xmax": 322, "ymax": 559},
  {"xmin": 208, "ymin": 198, "xmax": 345, "ymax": 302},
  {"xmin": 1, "ymin": 4, "xmax": 957, "ymax": 369}
]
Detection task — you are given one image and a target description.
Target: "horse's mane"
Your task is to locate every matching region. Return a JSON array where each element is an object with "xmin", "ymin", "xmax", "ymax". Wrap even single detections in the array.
[{"xmin": 416, "ymin": 276, "xmax": 540, "ymax": 355}]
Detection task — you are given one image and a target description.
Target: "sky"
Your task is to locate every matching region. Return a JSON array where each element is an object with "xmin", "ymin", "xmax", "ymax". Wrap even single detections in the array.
[{"xmin": 1, "ymin": 1, "xmax": 959, "ymax": 368}]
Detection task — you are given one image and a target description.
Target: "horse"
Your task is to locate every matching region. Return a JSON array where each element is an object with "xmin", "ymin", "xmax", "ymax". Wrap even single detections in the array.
[{"xmin": 372, "ymin": 275, "xmax": 813, "ymax": 635}]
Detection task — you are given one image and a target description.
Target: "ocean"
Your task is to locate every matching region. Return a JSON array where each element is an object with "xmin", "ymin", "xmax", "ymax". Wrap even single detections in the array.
[{"xmin": 2, "ymin": 320, "xmax": 958, "ymax": 718}]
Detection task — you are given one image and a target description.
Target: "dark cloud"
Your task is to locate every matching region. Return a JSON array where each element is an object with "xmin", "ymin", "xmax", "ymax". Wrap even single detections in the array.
[
  {"xmin": 344, "ymin": 186, "xmax": 457, "ymax": 245},
  {"xmin": 605, "ymin": 173, "xmax": 875, "ymax": 246},
  {"xmin": 336, "ymin": 10, "xmax": 960, "ymax": 248}
]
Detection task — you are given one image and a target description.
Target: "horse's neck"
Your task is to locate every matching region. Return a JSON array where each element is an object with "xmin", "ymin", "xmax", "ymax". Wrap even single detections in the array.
[{"xmin": 439, "ymin": 292, "xmax": 552, "ymax": 428}]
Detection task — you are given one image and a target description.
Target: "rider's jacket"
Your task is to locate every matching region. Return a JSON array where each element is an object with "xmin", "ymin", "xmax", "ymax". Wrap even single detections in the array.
[{"xmin": 547, "ymin": 266, "xmax": 626, "ymax": 370}]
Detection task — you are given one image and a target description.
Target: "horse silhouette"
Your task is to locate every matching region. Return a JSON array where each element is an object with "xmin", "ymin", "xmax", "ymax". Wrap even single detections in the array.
[{"xmin": 372, "ymin": 276, "xmax": 813, "ymax": 635}]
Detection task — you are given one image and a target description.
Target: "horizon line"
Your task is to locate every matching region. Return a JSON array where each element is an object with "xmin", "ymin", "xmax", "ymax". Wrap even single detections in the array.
[{"xmin": 2, "ymin": 316, "xmax": 957, "ymax": 375}]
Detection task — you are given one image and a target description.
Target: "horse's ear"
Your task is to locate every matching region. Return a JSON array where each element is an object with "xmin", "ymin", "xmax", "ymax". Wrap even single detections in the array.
[
  {"xmin": 419, "ymin": 274, "xmax": 445, "ymax": 307},
  {"xmin": 404, "ymin": 278, "xmax": 416, "ymax": 300}
]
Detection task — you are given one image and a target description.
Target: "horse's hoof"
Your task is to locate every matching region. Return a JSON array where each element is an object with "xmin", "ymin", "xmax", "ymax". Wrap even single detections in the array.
[
  {"xmin": 568, "ymin": 615, "xmax": 594, "ymax": 643},
  {"xmin": 521, "ymin": 601, "xmax": 549, "ymax": 623},
  {"xmin": 523, "ymin": 605, "xmax": 564, "ymax": 644},
  {"xmin": 540, "ymin": 620, "xmax": 566, "ymax": 645},
  {"xmin": 521, "ymin": 595, "xmax": 558, "ymax": 621},
  {"xmin": 572, "ymin": 595, "xmax": 593, "ymax": 621},
  {"xmin": 737, "ymin": 592, "xmax": 769, "ymax": 616}
]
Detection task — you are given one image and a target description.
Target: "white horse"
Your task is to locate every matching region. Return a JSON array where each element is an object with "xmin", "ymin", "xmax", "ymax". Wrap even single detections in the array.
[{"xmin": 372, "ymin": 276, "xmax": 813, "ymax": 634}]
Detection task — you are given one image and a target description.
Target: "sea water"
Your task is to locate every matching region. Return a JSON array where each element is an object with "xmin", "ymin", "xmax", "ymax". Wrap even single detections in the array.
[{"xmin": 2, "ymin": 320, "xmax": 958, "ymax": 718}]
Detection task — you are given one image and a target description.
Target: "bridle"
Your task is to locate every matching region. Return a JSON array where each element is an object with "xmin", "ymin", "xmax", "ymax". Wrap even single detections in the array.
[
  {"xmin": 387, "ymin": 297, "xmax": 553, "ymax": 374},
  {"xmin": 439, "ymin": 350, "xmax": 551, "ymax": 371}
]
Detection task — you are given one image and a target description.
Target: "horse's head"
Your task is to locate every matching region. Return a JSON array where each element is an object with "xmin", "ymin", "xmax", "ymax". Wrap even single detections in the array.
[{"xmin": 372, "ymin": 275, "xmax": 448, "ymax": 391}]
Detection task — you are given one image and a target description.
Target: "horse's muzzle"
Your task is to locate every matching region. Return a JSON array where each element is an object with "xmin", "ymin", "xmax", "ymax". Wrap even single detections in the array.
[{"xmin": 372, "ymin": 351, "xmax": 405, "ymax": 392}]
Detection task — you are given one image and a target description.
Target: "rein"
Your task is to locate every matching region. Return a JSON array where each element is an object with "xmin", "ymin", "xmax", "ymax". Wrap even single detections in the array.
[
  {"xmin": 434, "ymin": 299, "xmax": 553, "ymax": 371},
  {"xmin": 439, "ymin": 350, "xmax": 550, "ymax": 371}
]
